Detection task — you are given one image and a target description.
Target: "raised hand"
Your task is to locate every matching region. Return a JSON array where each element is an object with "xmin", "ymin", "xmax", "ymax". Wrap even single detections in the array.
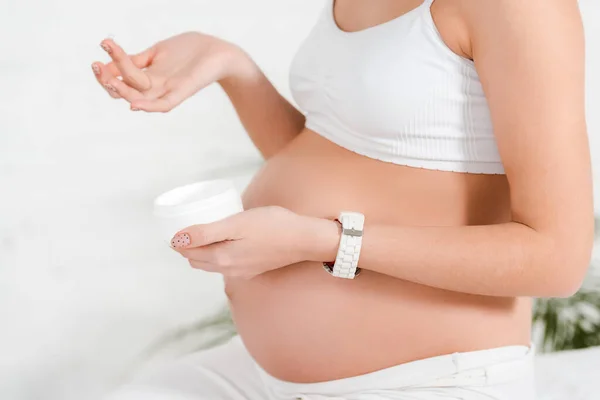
[{"xmin": 92, "ymin": 32, "xmax": 254, "ymax": 112}]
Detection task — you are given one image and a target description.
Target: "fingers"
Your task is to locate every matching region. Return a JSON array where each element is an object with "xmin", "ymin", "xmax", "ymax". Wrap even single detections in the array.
[
  {"xmin": 170, "ymin": 220, "xmax": 235, "ymax": 249},
  {"xmin": 131, "ymin": 85, "xmax": 193, "ymax": 113},
  {"xmin": 100, "ymin": 38, "xmax": 152, "ymax": 91},
  {"xmin": 188, "ymin": 259, "xmax": 219, "ymax": 272},
  {"xmin": 92, "ymin": 62, "xmax": 121, "ymax": 99},
  {"xmin": 182, "ymin": 243, "xmax": 254, "ymax": 279},
  {"xmin": 131, "ymin": 63, "xmax": 217, "ymax": 112},
  {"xmin": 130, "ymin": 48, "xmax": 156, "ymax": 69},
  {"xmin": 105, "ymin": 77, "xmax": 145, "ymax": 103},
  {"xmin": 181, "ymin": 243, "xmax": 232, "ymax": 269},
  {"xmin": 103, "ymin": 62, "xmax": 122, "ymax": 78},
  {"xmin": 130, "ymin": 95, "xmax": 177, "ymax": 113}
]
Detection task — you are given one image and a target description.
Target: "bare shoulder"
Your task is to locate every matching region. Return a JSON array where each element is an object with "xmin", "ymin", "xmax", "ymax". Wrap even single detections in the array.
[
  {"xmin": 433, "ymin": 0, "xmax": 583, "ymax": 60},
  {"xmin": 456, "ymin": 0, "xmax": 583, "ymax": 49},
  {"xmin": 457, "ymin": 0, "xmax": 581, "ymax": 20}
]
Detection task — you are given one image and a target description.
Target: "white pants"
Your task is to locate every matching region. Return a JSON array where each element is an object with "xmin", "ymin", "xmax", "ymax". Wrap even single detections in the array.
[{"xmin": 105, "ymin": 335, "xmax": 536, "ymax": 400}]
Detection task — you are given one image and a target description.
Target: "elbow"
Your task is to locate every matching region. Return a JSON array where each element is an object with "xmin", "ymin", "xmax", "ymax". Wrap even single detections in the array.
[
  {"xmin": 549, "ymin": 271, "xmax": 587, "ymax": 299},
  {"xmin": 541, "ymin": 241, "xmax": 594, "ymax": 299},
  {"xmin": 521, "ymin": 212, "xmax": 596, "ymax": 298}
]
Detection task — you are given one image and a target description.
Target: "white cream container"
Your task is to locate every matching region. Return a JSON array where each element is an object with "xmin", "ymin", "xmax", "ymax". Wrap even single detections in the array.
[{"xmin": 153, "ymin": 179, "xmax": 244, "ymax": 243}]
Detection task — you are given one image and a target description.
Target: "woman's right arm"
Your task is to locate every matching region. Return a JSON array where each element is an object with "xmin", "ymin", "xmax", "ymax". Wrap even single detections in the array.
[
  {"xmin": 92, "ymin": 32, "xmax": 305, "ymax": 159},
  {"xmin": 218, "ymin": 55, "xmax": 306, "ymax": 159}
]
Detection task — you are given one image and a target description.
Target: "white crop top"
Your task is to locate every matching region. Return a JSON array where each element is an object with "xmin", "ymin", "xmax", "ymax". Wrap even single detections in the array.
[{"xmin": 289, "ymin": 0, "xmax": 505, "ymax": 174}]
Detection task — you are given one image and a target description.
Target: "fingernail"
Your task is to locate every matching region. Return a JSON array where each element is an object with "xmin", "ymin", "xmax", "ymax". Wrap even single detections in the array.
[
  {"xmin": 104, "ymin": 83, "xmax": 116, "ymax": 92},
  {"xmin": 100, "ymin": 43, "xmax": 112, "ymax": 54},
  {"xmin": 171, "ymin": 233, "xmax": 191, "ymax": 248},
  {"xmin": 131, "ymin": 107, "xmax": 140, "ymax": 111},
  {"xmin": 91, "ymin": 64, "xmax": 100, "ymax": 75}
]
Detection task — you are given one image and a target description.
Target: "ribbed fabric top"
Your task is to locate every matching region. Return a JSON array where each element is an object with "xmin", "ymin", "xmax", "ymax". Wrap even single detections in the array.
[{"xmin": 289, "ymin": 0, "xmax": 504, "ymax": 174}]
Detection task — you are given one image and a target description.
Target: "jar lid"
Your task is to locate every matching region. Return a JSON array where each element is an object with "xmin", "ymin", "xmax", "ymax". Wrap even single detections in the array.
[{"xmin": 153, "ymin": 179, "xmax": 239, "ymax": 218}]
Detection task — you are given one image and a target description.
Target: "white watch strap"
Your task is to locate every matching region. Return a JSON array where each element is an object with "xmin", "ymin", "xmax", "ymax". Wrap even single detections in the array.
[{"xmin": 332, "ymin": 212, "xmax": 364, "ymax": 279}]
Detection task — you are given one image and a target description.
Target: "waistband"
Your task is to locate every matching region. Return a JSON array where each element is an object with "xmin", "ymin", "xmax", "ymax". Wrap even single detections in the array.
[{"xmin": 253, "ymin": 341, "xmax": 535, "ymax": 397}]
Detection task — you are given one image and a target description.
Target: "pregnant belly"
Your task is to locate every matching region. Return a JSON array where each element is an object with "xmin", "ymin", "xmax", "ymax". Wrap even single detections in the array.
[{"xmin": 226, "ymin": 129, "xmax": 532, "ymax": 383}]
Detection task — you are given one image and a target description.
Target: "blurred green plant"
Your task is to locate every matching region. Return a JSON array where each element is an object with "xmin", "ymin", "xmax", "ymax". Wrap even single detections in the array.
[
  {"xmin": 533, "ymin": 288, "xmax": 600, "ymax": 352},
  {"xmin": 140, "ymin": 306, "xmax": 237, "ymax": 360}
]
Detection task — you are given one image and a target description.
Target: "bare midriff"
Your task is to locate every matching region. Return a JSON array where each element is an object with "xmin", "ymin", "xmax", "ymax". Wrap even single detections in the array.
[{"xmin": 225, "ymin": 128, "xmax": 532, "ymax": 383}]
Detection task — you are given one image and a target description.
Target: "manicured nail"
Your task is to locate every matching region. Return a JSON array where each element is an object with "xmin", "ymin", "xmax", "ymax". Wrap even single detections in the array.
[
  {"xmin": 171, "ymin": 233, "xmax": 191, "ymax": 248},
  {"xmin": 91, "ymin": 64, "xmax": 100, "ymax": 75},
  {"xmin": 100, "ymin": 43, "xmax": 112, "ymax": 54},
  {"xmin": 104, "ymin": 83, "xmax": 116, "ymax": 92}
]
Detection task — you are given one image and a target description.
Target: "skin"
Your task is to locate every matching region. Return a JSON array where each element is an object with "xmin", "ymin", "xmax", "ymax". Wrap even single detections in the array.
[{"xmin": 93, "ymin": 0, "xmax": 593, "ymax": 383}]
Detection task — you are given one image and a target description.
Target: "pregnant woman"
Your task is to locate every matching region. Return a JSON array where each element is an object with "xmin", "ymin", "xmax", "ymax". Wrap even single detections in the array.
[{"xmin": 96, "ymin": 1, "xmax": 592, "ymax": 399}]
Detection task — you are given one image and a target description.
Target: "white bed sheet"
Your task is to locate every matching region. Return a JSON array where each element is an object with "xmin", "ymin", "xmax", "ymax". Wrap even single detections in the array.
[{"xmin": 536, "ymin": 346, "xmax": 600, "ymax": 400}]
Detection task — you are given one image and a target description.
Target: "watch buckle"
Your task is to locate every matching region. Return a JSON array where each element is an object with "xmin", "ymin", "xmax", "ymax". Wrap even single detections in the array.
[{"xmin": 342, "ymin": 227, "xmax": 363, "ymax": 237}]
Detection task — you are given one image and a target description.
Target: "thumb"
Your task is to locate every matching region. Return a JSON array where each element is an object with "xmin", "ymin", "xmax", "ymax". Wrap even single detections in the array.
[{"xmin": 170, "ymin": 219, "xmax": 231, "ymax": 249}]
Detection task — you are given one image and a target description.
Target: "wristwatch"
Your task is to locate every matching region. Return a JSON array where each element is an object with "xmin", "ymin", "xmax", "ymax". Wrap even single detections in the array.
[{"xmin": 323, "ymin": 211, "xmax": 365, "ymax": 279}]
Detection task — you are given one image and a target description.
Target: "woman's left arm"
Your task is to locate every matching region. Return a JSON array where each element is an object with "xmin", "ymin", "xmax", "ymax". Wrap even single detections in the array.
[
  {"xmin": 348, "ymin": 0, "xmax": 594, "ymax": 298},
  {"xmin": 172, "ymin": 0, "xmax": 593, "ymax": 298}
]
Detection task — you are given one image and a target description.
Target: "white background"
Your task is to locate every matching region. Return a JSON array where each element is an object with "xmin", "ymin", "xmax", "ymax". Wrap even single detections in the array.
[{"xmin": 0, "ymin": 1, "xmax": 599, "ymax": 399}]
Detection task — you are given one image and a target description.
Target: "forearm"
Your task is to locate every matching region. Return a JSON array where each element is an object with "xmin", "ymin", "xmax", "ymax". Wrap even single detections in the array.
[
  {"xmin": 313, "ymin": 219, "xmax": 591, "ymax": 298},
  {"xmin": 220, "ymin": 53, "xmax": 305, "ymax": 159}
]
